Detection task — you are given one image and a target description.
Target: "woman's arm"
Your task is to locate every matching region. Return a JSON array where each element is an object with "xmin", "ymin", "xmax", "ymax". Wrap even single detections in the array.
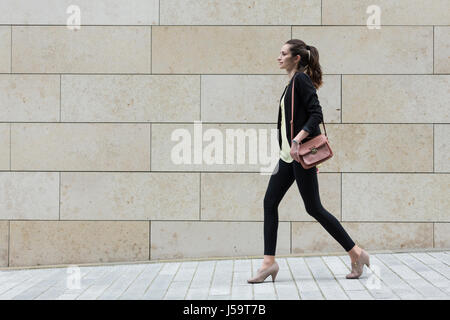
[
  {"xmin": 295, "ymin": 73, "xmax": 324, "ymax": 138},
  {"xmin": 293, "ymin": 129, "xmax": 310, "ymax": 143},
  {"xmin": 290, "ymin": 73, "xmax": 323, "ymax": 162}
]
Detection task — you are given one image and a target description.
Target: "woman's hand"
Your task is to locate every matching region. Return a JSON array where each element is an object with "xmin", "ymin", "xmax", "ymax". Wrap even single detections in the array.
[{"xmin": 290, "ymin": 142, "xmax": 301, "ymax": 162}]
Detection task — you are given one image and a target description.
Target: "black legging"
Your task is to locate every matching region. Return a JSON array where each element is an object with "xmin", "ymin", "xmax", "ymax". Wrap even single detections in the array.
[{"xmin": 263, "ymin": 158, "xmax": 355, "ymax": 255}]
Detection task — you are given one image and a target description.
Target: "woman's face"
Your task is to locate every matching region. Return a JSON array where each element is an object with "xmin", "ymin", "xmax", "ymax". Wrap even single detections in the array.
[{"xmin": 277, "ymin": 44, "xmax": 300, "ymax": 71}]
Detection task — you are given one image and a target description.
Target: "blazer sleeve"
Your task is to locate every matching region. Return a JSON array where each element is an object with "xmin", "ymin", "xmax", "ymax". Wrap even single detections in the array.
[{"xmin": 296, "ymin": 73, "xmax": 323, "ymax": 134}]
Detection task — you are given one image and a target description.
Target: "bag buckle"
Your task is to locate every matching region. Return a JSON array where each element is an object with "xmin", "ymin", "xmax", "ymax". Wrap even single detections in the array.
[{"xmin": 310, "ymin": 147, "xmax": 318, "ymax": 154}]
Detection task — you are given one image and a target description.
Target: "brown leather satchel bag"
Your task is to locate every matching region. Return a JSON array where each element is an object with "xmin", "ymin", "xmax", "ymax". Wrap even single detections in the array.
[{"xmin": 290, "ymin": 73, "xmax": 333, "ymax": 169}]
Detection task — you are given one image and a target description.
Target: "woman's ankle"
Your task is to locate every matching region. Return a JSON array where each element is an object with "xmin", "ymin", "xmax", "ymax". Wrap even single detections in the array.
[
  {"xmin": 263, "ymin": 256, "xmax": 275, "ymax": 266},
  {"xmin": 348, "ymin": 245, "xmax": 362, "ymax": 261}
]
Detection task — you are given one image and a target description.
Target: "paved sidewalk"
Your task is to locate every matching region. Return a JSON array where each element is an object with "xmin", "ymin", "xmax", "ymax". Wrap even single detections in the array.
[{"xmin": 0, "ymin": 249, "xmax": 449, "ymax": 300}]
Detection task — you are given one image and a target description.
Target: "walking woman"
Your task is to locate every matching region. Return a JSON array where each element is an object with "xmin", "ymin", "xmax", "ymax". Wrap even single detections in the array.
[{"xmin": 248, "ymin": 39, "xmax": 370, "ymax": 283}]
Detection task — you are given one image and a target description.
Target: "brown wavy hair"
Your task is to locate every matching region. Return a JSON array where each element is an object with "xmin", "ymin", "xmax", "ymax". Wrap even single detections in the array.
[{"xmin": 285, "ymin": 39, "xmax": 323, "ymax": 90}]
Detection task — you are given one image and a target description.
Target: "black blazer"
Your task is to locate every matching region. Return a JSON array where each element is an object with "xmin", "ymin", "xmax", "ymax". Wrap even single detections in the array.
[{"xmin": 277, "ymin": 71, "xmax": 323, "ymax": 149}]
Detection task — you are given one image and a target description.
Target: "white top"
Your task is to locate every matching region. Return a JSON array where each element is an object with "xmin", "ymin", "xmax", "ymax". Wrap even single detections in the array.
[{"xmin": 280, "ymin": 85, "xmax": 293, "ymax": 163}]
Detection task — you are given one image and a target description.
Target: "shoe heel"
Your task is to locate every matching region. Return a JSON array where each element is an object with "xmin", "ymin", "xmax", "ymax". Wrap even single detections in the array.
[
  {"xmin": 271, "ymin": 269, "xmax": 278, "ymax": 282},
  {"xmin": 363, "ymin": 250, "xmax": 370, "ymax": 268}
]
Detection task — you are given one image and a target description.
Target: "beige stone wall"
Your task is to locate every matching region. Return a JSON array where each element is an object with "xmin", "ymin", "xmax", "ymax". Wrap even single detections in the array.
[{"xmin": 0, "ymin": 0, "xmax": 448, "ymax": 267}]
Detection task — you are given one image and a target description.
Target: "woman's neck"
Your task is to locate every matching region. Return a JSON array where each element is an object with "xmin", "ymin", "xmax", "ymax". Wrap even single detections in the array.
[
  {"xmin": 287, "ymin": 67, "xmax": 307, "ymax": 84},
  {"xmin": 287, "ymin": 69, "xmax": 298, "ymax": 82}
]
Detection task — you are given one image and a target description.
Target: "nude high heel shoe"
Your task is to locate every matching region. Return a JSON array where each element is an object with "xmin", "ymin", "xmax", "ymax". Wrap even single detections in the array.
[
  {"xmin": 346, "ymin": 249, "xmax": 370, "ymax": 279},
  {"xmin": 247, "ymin": 261, "xmax": 279, "ymax": 283}
]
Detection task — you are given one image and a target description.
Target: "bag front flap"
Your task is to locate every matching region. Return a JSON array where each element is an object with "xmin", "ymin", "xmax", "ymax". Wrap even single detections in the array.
[{"xmin": 298, "ymin": 135, "xmax": 328, "ymax": 156}]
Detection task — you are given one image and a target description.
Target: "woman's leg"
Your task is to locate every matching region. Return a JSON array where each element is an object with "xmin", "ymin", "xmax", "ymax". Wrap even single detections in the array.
[
  {"xmin": 262, "ymin": 158, "xmax": 296, "ymax": 265},
  {"xmin": 292, "ymin": 161, "xmax": 356, "ymax": 253}
]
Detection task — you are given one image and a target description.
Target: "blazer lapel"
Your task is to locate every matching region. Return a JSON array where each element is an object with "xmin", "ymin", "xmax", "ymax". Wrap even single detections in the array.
[
  {"xmin": 284, "ymin": 72, "xmax": 300, "ymax": 142},
  {"xmin": 284, "ymin": 83, "xmax": 292, "ymax": 141},
  {"xmin": 279, "ymin": 85, "xmax": 288, "ymax": 106}
]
